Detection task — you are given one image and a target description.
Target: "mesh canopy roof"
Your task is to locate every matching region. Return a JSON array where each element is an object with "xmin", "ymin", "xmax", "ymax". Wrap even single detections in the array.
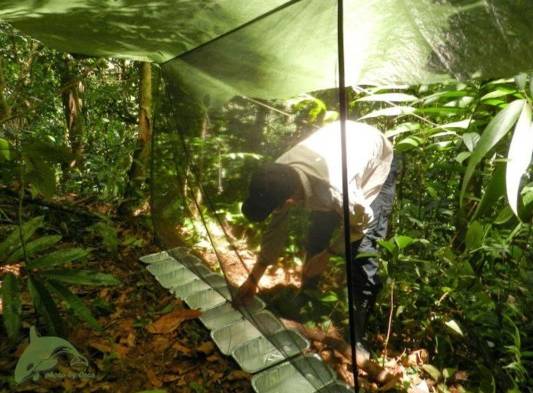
[{"xmin": 1, "ymin": 0, "xmax": 532, "ymax": 104}]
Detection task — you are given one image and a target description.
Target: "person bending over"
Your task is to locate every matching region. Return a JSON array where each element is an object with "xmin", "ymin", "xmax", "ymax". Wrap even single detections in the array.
[{"xmin": 235, "ymin": 120, "xmax": 398, "ymax": 352}]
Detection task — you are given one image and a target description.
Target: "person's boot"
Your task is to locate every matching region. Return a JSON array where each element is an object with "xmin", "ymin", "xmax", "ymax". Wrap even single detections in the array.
[{"xmin": 353, "ymin": 306, "xmax": 371, "ymax": 366}]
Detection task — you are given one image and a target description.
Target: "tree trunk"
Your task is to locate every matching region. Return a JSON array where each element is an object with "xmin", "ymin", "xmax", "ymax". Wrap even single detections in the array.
[
  {"xmin": 120, "ymin": 62, "xmax": 152, "ymax": 215},
  {"xmin": 0, "ymin": 58, "xmax": 10, "ymax": 122},
  {"xmin": 59, "ymin": 56, "xmax": 85, "ymax": 174}
]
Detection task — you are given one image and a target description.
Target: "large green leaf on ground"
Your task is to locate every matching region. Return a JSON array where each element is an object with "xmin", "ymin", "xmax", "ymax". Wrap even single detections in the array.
[
  {"xmin": 7, "ymin": 235, "xmax": 62, "ymax": 263},
  {"xmin": 47, "ymin": 280, "xmax": 101, "ymax": 330},
  {"xmin": 28, "ymin": 248, "xmax": 90, "ymax": 269},
  {"xmin": 2, "ymin": 273, "xmax": 21, "ymax": 340},
  {"xmin": 28, "ymin": 275, "xmax": 64, "ymax": 336},
  {"xmin": 41, "ymin": 269, "xmax": 120, "ymax": 286},
  {"xmin": 506, "ymin": 103, "xmax": 533, "ymax": 217},
  {"xmin": 0, "ymin": 216, "xmax": 44, "ymax": 264},
  {"xmin": 460, "ymin": 100, "xmax": 525, "ymax": 205}
]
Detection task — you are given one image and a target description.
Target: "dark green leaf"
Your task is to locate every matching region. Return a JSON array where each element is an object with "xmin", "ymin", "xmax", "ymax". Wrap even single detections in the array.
[
  {"xmin": 465, "ymin": 221, "xmax": 484, "ymax": 251},
  {"xmin": 41, "ymin": 269, "xmax": 120, "ymax": 286},
  {"xmin": 28, "ymin": 248, "xmax": 89, "ymax": 269},
  {"xmin": 25, "ymin": 158, "xmax": 56, "ymax": 198},
  {"xmin": 47, "ymin": 280, "xmax": 101, "ymax": 330},
  {"xmin": 461, "ymin": 100, "xmax": 525, "ymax": 205},
  {"xmin": 28, "ymin": 275, "xmax": 64, "ymax": 336},
  {"xmin": 472, "ymin": 162, "xmax": 505, "ymax": 219},
  {"xmin": 494, "ymin": 206, "xmax": 515, "ymax": 225},
  {"xmin": 2, "ymin": 273, "xmax": 21, "ymax": 340},
  {"xmin": 7, "ymin": 235, "xmax": 62, "ymax": 263},
  {"xmin": 0, "ymin": 216, "xmax": 45, "ymax": 264},
  {"xmin": 22, "ymin": 139, "xmax": 73, "ymax": 164}
]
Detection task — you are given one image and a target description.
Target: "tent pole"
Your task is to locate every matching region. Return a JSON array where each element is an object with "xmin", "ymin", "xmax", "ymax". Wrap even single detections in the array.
[{"xmin": 337, "ymin": 0, "xmax": 360, "ymax": 391}]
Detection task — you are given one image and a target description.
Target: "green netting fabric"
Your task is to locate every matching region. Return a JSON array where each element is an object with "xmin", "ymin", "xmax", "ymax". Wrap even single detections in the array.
[
  {"xmin": 166, "ymin": 0, "xmax": 533, "ymax": 104},
  {"xmin": 1, "ymin": 0, "xmax": 532, "ymax": 103},
  {"xmin": 0, "ymin": 0, "xmax": 288, "ymax": 62}
]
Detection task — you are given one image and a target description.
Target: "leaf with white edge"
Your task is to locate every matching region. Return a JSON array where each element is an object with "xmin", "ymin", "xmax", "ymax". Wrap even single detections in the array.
[
  {"xmin": 47, "ymin": 280, "xmax": 101, "ymax": 330},
  {"xmin": 385, "ymin": 122, "xmax": 420, "ymax": 138},
  {"xmin": 481, "ymin": 88, "xmax": 516, "ymax": 101},
  {"xmin": 506, "ymin": 103, "xmax": 533, "ymax": 217},
  {"xmin": 359, "ymin": 106, "xmax": 415, "ymax": 120},
  {"xmin": 356, "ymin": 93, "xmax": 418, "ymax": 103},
  {"xmin": 2, "ymin": 273, "xmax": 21, "ymax": 340},
  {"xmin": 462, "ymin": 132, "xmax": 480, "ymax": 152},
  {"xmin": 435, "ymin": 119, "xmax": 472, "ymax": 130},
  {"xmin": 460, "ymin": 100, "xmax": 525, "ymax": 206},
  {"xmin": 445, "ymin": 319, "xmax": 464, "ymax": 336}
]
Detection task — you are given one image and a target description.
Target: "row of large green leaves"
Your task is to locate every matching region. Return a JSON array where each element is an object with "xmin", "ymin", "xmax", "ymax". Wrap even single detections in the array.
[
  {"xmin": 353, "ymin": 76, "xmax": 533, "ymax": 223},
  {"xmin": 1, "ymin": 216, "xmax": 119, "ymax": 341}
]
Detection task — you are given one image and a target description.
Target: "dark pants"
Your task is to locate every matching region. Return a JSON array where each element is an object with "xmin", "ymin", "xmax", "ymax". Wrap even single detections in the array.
[{"xmin": 305, "ymin": 155, "xmax": 399, "ymax": 329}]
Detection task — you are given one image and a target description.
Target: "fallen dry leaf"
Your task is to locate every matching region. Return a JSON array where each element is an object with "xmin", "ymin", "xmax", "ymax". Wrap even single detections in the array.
[
  {"xmin": 207, "ymin": 353, "xmax": 221, "ymax": 362},
  {"xmin": 197, "ymin": 341, "xmax": 215, "ymax": 354},
  {"xmin": 114, "ymin": 343, "xmax": 130, "ymax": 358},
  {"xmin": 406, "ymin": 349, "xmax": 429, "ymax": 367},
  {"xmin": 162, "ymin": 374, "xmax": 180, "ymax": 382},
  {"xmin": 172, "ymin": 341, "xmax": 193, "ymax": 354},
  {"xmin": 227, "ymin": 370, "xmax": 250, "ymax": 381},
  {"xmin": 152, "ymin": 336, "xmax": 171, "ymax": 352},
  {"xmin": 146, "ymin": 308, "xmax": 202, "ymax": 334},
  {"xmin": 145, "ymin": 367, "xmax": 163, "ymax": 387},
  {"xmin": 89, "ymin": 338, "xmax": 113, "ymax": 353}
]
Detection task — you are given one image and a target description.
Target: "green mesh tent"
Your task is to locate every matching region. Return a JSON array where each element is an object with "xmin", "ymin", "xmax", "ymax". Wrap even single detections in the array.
[
  {"xmin": 2, "ymin": 1, "xmax": 532, "ymax": 391},
  {"xmin": 1, "ymin": 0, "xmax": 532, "ymax": 103}
]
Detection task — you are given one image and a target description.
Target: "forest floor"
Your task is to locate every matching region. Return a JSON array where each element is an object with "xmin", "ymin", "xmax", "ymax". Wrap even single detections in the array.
[{"xmin": 0, "ymin": 194, "xmax": 449, "ymax": 393}]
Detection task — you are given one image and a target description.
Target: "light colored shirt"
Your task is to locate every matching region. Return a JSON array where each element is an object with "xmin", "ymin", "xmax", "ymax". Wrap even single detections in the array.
[{"xmin": 258, "ymin": 120, "xmax": 393, "ymax": 266}]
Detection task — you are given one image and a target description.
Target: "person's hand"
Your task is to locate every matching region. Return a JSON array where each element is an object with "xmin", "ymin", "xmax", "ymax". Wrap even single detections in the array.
[
  {"xmin": 233, "ymin": 276, "xmax": 258, "ymax": 307},
  {"xmin": 302, "ymin": 250, "xmax": 330, "ymax": 284}
]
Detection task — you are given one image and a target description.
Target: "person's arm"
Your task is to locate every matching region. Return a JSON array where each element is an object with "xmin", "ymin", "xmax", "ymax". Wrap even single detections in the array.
[{"xmin": 234, "ymin": 207, "xmax": 290, "ymax": 305}]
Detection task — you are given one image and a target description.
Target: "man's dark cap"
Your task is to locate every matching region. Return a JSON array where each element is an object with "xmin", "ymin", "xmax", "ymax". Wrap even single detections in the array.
[{"xmin": 242, "ymin": 163, "xmax": 297, "ymax": 222}]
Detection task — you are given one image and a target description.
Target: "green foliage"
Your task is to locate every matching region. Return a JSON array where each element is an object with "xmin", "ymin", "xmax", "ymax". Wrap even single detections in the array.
[
  {"xmin": 88, "ymin": 221, "xmax": 119, "ymax": 254},
  {"xmin": 0, "ymin": 217, "xmax": 118, "ymax": 337},
  {"xmin": 2, "ymin": 273, "xmax": 21, "ymax": 340}
]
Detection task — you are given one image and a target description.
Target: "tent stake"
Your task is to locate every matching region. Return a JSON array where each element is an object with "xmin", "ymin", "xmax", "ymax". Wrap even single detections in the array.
[{"xmin": 337, "ymin": 0, "xmax": 360, "ymax": 391}]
